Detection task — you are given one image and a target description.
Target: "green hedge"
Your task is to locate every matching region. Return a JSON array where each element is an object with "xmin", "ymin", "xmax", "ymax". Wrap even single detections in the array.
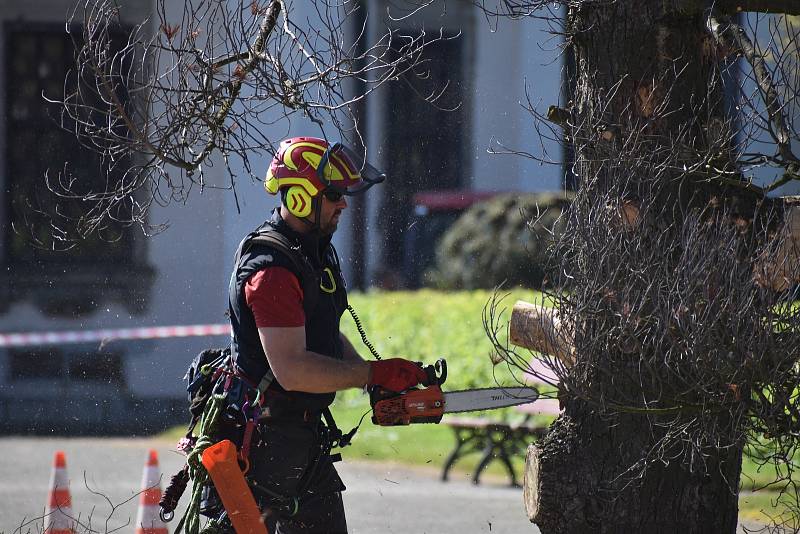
[
  {"xmin": 340, "ymin": 289, "xmax": 544, "ymax": 393},
  {"xmin": 428, "ymin": 193, "xmax": 572, "ymax": 289}
]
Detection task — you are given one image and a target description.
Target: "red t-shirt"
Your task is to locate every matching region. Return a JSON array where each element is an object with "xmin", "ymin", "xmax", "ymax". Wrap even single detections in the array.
[{"xmin": 244, "ymin": 267, "xmax": 305, "ymax": 327}]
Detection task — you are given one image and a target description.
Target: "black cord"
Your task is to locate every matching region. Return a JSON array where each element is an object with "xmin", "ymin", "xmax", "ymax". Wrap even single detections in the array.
[
  {"xmin": 336, "ymin": 408, "xmax": 372, "ymax": 448},
  {"xmin": 159, "ymin": 465, "xmax": 190, "ymax": 521},
  {"xmin": 347, "ymin": 304, "xmax": 382, "ymax": 361}
]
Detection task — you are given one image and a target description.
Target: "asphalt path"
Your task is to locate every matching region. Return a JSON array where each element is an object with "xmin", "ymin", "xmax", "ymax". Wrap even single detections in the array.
[{"xmin": 0, "ymin": 437, "xmax": 538, "ymax": 534}]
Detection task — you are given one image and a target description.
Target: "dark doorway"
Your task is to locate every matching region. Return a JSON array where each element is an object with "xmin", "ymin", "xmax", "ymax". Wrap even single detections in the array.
[{"xmin": 378, "ymin": 32, "xmax": 470, "ymax": 287}]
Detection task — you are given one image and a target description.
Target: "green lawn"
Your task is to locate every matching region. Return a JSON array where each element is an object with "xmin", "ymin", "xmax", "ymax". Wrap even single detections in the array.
[
  {"xmin": 739, "ymin": 490, "xmax": 799, "ymax": 524},
  {"xmin": 327, "ymin": 393, "xmax": 533, "ymax": 482},
  {"xmin": 340, "ymin": 289, "xmax": 545, "ymax": 392},
  {"xmin": 331, "ymin": 395, "xmax": 459, "ymax": 469},
  {"xmin": 333, "ymin": 288, "xmax": 551, "ymax": 481}
]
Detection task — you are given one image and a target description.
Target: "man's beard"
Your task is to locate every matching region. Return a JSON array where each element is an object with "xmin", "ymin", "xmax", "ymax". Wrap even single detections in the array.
[{"xmin": 319, "ymin": 212, "xmax": 341, "ymax": 235}]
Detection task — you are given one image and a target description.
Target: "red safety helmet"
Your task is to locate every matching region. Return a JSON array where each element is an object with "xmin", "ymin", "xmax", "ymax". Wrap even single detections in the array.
[{"xmin": 265, "ymin": 137, "xmax": 384, "ymax": 217}]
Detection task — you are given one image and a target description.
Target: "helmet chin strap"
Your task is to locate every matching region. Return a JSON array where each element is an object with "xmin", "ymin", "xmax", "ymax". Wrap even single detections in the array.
[{"xmin": 298, "ymin": 194, "xmax": 325, "ymax": 236}]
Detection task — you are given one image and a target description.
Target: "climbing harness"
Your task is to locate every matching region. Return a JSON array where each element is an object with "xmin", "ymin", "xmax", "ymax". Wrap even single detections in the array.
[{"xmin": 159, "ymin": 303, "xmax": 382, "ymax": 532}]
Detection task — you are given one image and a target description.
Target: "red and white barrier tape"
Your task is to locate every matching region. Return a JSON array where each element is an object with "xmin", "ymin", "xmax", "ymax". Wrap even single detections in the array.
[{"xmin": 0, "ymin": 324, "xmax": 231, "ymax": 348}]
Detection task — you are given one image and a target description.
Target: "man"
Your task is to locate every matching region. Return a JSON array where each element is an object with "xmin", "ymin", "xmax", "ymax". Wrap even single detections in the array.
[{"xmin": 225, "ymin": 136, "xmax": 428, "ymax": 533}]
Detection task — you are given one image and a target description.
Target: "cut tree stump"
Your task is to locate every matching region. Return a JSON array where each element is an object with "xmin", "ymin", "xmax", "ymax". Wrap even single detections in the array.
[{"xmin": 523, "ymin": 443, "xmax": 542, "ymax": 522}]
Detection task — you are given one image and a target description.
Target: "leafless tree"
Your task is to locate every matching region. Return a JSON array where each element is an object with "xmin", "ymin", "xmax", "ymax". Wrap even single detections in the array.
[
  {"xmin": 43, "ymin": 0, "xmax": 446, "ymax": 245},
  {"xmin": 480, "ymin": 2, "xmax": 800, "ymax": 533}
]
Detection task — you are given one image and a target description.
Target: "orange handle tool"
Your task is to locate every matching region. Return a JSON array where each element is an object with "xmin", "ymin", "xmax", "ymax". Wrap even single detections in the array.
[{"xmin": 201, "ymin": 440, "xmax": 268, "ymax": 534}]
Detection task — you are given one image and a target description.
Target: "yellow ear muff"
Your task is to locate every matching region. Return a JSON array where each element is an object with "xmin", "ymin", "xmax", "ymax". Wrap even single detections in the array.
[{"xmin": 285, "ymin": 185, "xmax": 313, "ymax": 218}]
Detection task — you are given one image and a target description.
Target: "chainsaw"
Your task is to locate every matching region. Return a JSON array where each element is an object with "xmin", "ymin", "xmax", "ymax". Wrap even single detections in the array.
[{"xmin": 370, "ymin": 359, "xmax": 539, "ymax": 426}]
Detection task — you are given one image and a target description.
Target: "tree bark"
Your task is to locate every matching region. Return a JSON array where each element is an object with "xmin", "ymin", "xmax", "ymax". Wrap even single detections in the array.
[
  {"xmin": 715, "ymin": 0, "xmax": 800, "ymax": 15},
  {"xmin": 753, "ymin": 200, "xmax": 800, "ymax": 291},
  {"xmin": 529, "ymin": 408, "xmax": 743, "ymax": 533},
  {"xmin": 530, "ymin": 2, "xmax": 754, "ymax": 532}
]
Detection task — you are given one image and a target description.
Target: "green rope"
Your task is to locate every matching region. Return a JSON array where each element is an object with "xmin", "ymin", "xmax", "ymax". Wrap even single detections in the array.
[
  {"xmin": 199, "ymin": 519, "xmax": 224, "ymax": 534},
  {"xmin": 175, "ymin": 393, "xmax": 227, "ymax": 534}
]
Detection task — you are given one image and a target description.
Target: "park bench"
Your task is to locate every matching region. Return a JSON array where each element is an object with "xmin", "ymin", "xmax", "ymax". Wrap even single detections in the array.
[
  {"xmin": 439, "ymin": 398, "xmax": 560, "ymax": 486},
  {"xmin": 440, "ymin": 358, "xmax": 562, "ymax": 487}
]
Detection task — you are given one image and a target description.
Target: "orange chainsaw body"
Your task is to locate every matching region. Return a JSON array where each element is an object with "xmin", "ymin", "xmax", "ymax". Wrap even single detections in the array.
[{"xmin": 371, "ymin": 385, "xmax": 446, "ymax": 426}]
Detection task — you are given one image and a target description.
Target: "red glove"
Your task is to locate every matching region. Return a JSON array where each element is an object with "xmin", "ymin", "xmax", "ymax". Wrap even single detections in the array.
[{"xmin": 367, "ymin": 359, "xmax": 428, "ymax": 392}]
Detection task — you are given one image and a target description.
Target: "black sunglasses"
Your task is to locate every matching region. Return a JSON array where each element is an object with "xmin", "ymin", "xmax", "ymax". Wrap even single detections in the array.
[{"xmin": 322, "ymin": 189, "xmax": 344, "ymax": 202}]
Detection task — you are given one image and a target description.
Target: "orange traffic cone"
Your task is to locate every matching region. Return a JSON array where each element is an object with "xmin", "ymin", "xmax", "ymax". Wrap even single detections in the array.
[
  {"xmin": 135, "ymin": 449, "xmax": 168, "ymax": 534},
  {"xmin": 44, "ymin": 451, "xmax": 75, "ymax": 534}
]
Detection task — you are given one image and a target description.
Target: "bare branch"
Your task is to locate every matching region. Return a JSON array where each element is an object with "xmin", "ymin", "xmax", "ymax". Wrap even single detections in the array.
[
  {"xmin": 39, "ymin": 0, "xmax": 448, "ymax": 245},
  {"xmin": 708, "ymin": 13, "xmax": 800, "ymax": 191}
]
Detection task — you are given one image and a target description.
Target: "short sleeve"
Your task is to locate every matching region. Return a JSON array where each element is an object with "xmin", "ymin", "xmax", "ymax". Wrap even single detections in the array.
[{"xmin": 244, "ymin": 266, "xmax": 305, "ymax": 328}]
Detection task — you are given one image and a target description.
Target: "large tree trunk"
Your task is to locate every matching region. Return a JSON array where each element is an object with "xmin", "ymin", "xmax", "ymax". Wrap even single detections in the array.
[
  {"xmin": 529, "ymin": 3, "xmax": 753, "ymax": 532},
  {"xmin": 529, "ymin": 407, "xmax": 742, "ymax": 533}
]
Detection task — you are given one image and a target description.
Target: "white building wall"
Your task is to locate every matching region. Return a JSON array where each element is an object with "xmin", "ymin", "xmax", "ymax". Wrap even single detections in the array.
[
  {"xmin": 470, "ymin": 11, "xmax": 565, "ymax": 193},
  {"xmin": 743, "ymin": 12, "xmax": 800, "ymax": 197},
  {"xmin": 126, "ymin": 190, "xmax": 229, "ymax": 397}
]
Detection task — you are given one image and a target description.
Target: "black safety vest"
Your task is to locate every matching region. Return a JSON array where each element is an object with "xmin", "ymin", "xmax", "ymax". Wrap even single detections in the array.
[{"xmin": 228, "ymin": 209, "xmax": 349, "ymax": 411}]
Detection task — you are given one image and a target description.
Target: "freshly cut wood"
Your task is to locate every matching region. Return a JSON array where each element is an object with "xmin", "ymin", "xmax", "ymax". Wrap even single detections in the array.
[
  {"xmin": 510, "ymin": 301, "xmax": 575, "ymax": 366},
  {"xmin": 523, "ymin": 443, "xmax": 542, "ymax": 522},
  {"xmin": 620, "ymin": 200, "xmax": 640, "ymax": 229},
  {"xmin": 754, "ymin": 199, "xmax": 800, "ymax": 292}
]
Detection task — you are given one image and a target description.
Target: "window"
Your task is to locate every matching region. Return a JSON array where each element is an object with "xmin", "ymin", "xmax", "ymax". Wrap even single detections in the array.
[
  {"xmin": 10, "ymin": 346, "xmax": 124, "ymax": 385},
  {"xmin": 69, "ymin": 351, "xmax": 123, "ymax": 383},
  {"xmin": 9, "ymin": 348, "xmax": 63, "ymax": 380},
  {"xmin": 2, "ymin": 23, "xmax": 153, "ymax": 316}
]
